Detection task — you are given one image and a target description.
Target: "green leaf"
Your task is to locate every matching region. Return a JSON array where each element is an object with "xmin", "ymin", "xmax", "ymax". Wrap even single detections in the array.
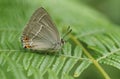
[{"xmin": 0, "ymin": 0, "xmax": 120, "ymax": 79}]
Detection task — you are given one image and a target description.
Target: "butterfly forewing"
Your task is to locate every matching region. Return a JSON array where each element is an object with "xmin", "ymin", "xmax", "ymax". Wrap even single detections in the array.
[{"xmin": 21, "ymin": 7, "xmax": 61, "ymax": 50}]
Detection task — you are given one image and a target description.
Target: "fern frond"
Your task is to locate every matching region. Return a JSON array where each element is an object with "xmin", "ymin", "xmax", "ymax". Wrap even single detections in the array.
[{"xmin": 0, "ymin": 0, "xmax": 120, "ymax": 79}]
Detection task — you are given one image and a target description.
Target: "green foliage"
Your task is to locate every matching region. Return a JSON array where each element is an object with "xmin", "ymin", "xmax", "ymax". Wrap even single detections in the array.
[
  {"xmin": 80, "ymin": 0, "xmax": 120, "ymax": 25},
  {"xmin": 0, "ymin": 0, "xmax": 120, "ymax": 79}
]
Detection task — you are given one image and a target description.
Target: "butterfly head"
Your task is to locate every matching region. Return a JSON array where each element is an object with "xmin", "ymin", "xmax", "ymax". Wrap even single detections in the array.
[{"xmin": 61, "ymin": 38, "xmax": 65, "ymax": 45}]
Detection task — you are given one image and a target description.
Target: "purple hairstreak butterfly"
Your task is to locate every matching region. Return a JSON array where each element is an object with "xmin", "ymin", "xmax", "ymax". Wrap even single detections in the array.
[{"xmin": 21, "ymin": 7, "xmax": 71, "ymax": 52}]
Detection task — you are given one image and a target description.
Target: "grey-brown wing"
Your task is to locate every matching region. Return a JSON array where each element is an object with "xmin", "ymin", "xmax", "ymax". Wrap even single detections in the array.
[
  {"xmin": 21, "ymin": 7, "xmax": 61, "ymax": 50},
  {"xmin": 22, "ymin": 7, "xmax": 60, "ymax": 41}
]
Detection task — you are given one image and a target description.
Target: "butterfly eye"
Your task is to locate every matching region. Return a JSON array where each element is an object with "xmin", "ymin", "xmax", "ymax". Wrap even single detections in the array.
[{"xmin": 61, "ymin": 39, "xmax": 65, "ymax": 44}]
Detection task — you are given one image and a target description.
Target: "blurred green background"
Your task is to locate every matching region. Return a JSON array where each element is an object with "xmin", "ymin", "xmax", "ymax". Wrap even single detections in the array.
[
  {"xmin": 80, "ymin": 0, "xmax": 120, "ymax": 25},
  {"xmin": 0, "ymin": 0, "xmax": 120, "ymax": 79}
]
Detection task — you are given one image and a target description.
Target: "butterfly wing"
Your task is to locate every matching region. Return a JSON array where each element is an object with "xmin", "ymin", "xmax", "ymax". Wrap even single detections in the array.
[{"xmin": 21, "ymin": 7, "xmax": 61, "ymax": 50}]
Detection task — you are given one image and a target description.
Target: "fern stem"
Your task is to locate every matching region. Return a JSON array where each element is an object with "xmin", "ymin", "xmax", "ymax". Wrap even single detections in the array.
[
  {"xmin": 69, "ymin": 34, "xmax": 111, "ymax": 79},
  {"xmin": 0, "ymin": 50, "xmax": 21, "ymax": 52},
  {"xmin": 97, "ymin": 48, "xmax": 120, "ymax": 61}
]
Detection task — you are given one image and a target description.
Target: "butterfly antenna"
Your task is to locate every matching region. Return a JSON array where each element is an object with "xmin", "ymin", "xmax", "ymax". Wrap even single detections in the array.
[{"xmin": 62, "ymin": 26, "xmax": 72, "ymax": 39}]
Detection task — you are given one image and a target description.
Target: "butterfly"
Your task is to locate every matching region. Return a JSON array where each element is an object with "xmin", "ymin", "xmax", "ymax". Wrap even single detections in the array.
[{"xmin": 21, "ymin": 7, "xmax": 71, "ymax": 52}]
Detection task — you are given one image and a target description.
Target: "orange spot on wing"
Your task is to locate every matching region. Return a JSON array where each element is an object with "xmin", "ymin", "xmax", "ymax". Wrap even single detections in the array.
[
  {"xmin": 22, "ymin": 36, "xmax": 32, "ymax": 48},
  {"xmin": 24, "ymin": 45, "xmax": 31, "ymax": 48},
  {"xmin": 23, "ymin": 36, "xmax": 29, "ymax": 41}
]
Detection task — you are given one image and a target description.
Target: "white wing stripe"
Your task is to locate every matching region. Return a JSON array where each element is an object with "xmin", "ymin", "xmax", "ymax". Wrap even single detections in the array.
[{"xmin": 29, "ymin": 25, "xmax": 43, "ymax": 45}]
